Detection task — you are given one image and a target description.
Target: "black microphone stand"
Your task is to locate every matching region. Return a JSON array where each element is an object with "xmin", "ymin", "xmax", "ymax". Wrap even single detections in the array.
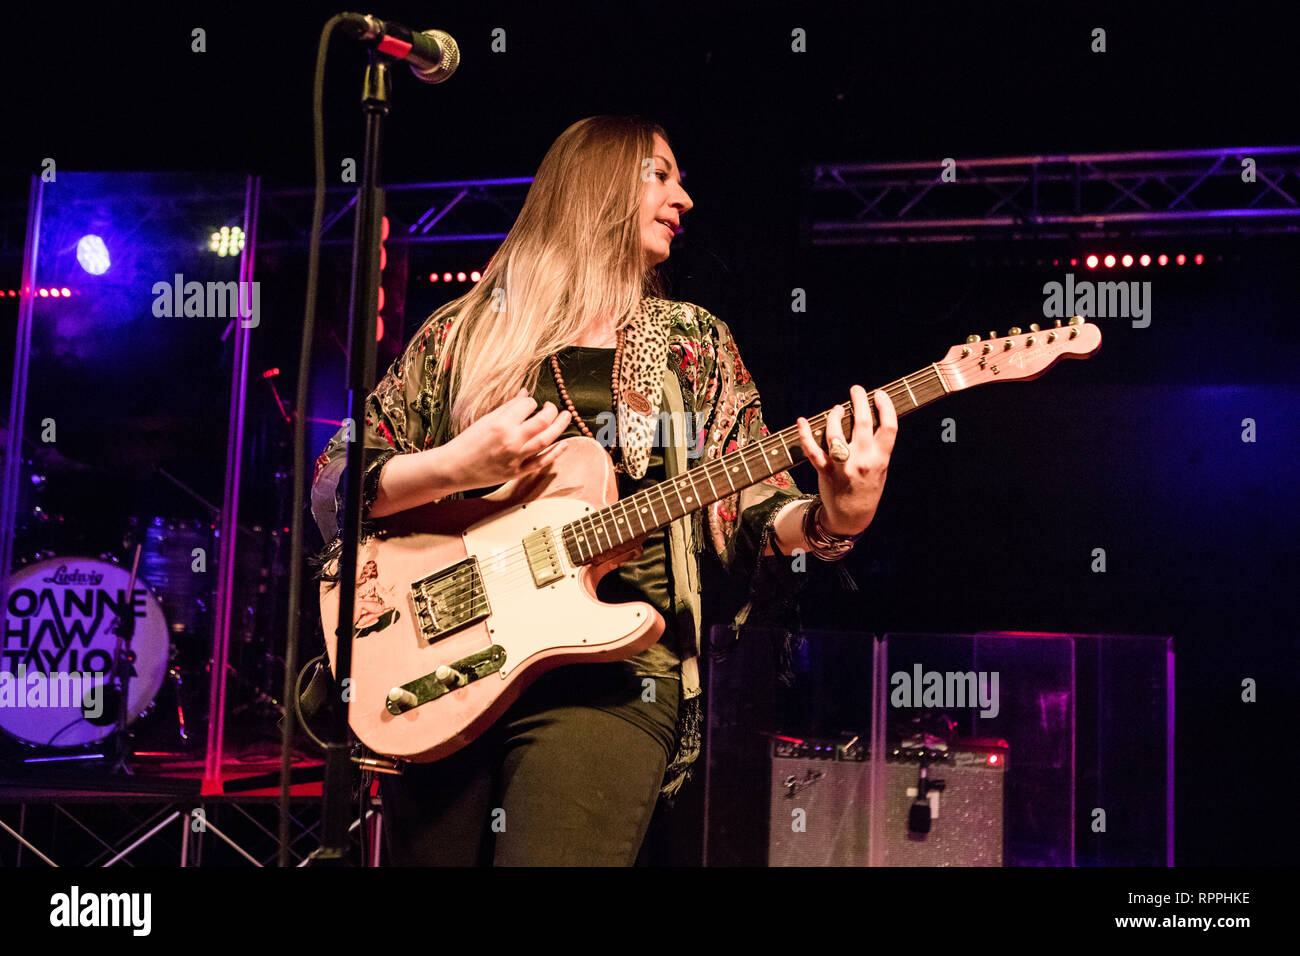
[
  {"xmin": 310, "ymin": 50, "xmax": 390, "ymax": 865},
  {"xmin": 107, "ymin": 543, "xmax": 143, "ymax": 774}
]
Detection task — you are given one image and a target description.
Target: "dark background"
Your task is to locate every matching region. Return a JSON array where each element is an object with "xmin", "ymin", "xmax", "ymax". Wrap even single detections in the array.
[{"xmin": 1, "ymin": 1, "xmax": 1296, "ymax": 866}]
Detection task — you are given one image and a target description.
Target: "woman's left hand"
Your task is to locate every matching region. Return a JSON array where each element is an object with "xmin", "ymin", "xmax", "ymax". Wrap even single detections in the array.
[{"xmin": 796, "ymin": 386, "xmax": 898, "ymax": 536}]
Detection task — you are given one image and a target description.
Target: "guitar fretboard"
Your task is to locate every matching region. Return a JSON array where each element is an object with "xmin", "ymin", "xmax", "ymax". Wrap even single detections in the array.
[{"xmin": 560, "ymin": 363, "xmax": 950, "ymax": 565}]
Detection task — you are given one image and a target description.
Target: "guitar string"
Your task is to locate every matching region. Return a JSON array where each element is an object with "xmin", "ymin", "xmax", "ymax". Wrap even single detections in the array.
[
  {"xmin": 392, "ymin": 353, "xmax": 996, "ymax": 617},
  {"xmin": 352, "ymin": 342, "xmax": 1080, "ymax": 618},
  {"xmin": 413, "ymin": 369, "xmax": 963, "ymax": 615}
]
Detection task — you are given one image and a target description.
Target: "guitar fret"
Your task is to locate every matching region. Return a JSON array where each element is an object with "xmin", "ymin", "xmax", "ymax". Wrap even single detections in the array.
[{"xmin": 561, "ymin": 362, "xmax": 965, "ymax": 566}]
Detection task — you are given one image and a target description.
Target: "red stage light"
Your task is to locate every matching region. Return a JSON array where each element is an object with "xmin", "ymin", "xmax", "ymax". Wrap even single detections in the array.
[
  {"xmin": 1121, "ymin": 254, "xmax": 1133, "ymax": 267},
  {"xmin": 457, "ymin": 271, "xmax": 467, "ymax": 282},
  {"xmin": 1175, "ymin": 254, "xmax": 1186, "ymax": 265},
  {"xmin": 429, "ymin": 273, "xmax": 438, "ymax": 282},
  {"xmin": 380, "ymin": 215, "xmax": 390, "ymax": 241},
  {"xmin": 1069, "ymin": 258, "xmax": 1078, "ymax": 267},
  {"xmin": 1139, "ymin": 254, "xmax": 1151, "ymax": 267},
  {"xmin": 470, "ymin": 270, "xmax": 482, "ymax": 282},
  {"xmin": 443, "ymin": 272, "xmax": 452, "ymax": 283},
  {"xmin": 1157, "ymin": 254, "xmax": 1168, "ymax": 265},
  {"xmin": 38, "ymin": 288, "xmax": 48, "ymax": 297},
  {"xmin": 987, "ymin": 754, "xmax": 1001, "ymax": 766},
  {"xmin": 377, "ymin": 287, "xmax": 385, "ymax": 312},
  {"xmin": 1085, "ymin": 255, "xmax": 1099, "ymax": 269},
  {"xmin": 1103, "ymin": 254, "xmax": 1116, "ymax": 268},
  {"xmin": 1194, "ymin": 253, "xmax": 1204, "ymax": 265}
]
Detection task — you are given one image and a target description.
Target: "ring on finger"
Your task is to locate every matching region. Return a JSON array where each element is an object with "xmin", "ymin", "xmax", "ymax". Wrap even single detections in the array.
[{"xmin": 828, "ymin": 437, "xmax": 851, "ymax": 462}]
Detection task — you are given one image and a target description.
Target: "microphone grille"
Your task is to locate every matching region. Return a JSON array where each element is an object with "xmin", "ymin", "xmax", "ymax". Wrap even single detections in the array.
[{"xmin": 413, "ymin": 30, "xmax": 461, "ymax": 84}]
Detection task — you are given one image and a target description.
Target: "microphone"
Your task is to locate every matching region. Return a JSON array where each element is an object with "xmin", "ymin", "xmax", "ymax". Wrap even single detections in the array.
[{"xmin": 339, "ymin": 13, "xmax": 460, "ymax": 84}]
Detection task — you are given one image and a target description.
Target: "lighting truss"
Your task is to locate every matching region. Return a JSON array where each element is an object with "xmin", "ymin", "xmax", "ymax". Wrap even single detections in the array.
[{"xmin": 804, "ymin": 146, "xmax": 1300, "ymax": 245}]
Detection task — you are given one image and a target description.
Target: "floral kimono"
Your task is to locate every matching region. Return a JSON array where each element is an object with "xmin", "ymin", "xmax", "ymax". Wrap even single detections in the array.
[{"xmin": 310, "ymin": 295, "xmax": 819, "ymax": 799}]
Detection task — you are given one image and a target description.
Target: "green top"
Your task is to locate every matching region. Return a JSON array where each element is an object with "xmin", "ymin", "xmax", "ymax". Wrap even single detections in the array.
[{"xmin": 530, "ymin": 346, "xmax": 682, "ymax": 678}]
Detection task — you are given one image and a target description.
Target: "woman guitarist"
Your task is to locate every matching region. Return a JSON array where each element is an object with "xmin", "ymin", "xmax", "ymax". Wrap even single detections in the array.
[{"xmin": 309, "ymin": 115, "xmax": 897, "ymax": 865}]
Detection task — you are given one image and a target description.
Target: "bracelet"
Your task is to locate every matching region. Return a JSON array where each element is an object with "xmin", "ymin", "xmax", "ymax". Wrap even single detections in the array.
[{"xmin": 801, "ymin": 498, "xmax": 862, "ymax": 562}]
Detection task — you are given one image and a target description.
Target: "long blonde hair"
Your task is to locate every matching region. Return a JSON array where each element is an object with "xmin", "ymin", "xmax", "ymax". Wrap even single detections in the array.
[{"xmin": 429, "ymin": 115, "xmax": 670, "ymax": 435}]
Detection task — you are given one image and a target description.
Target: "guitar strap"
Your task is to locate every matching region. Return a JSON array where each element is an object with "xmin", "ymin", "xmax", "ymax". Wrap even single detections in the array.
[{"xmin": 659, "ymin": 364, "xmax": 703, "ymax": 702}]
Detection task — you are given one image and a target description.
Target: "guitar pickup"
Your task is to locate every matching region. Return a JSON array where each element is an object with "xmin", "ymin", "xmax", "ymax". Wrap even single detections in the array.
[
  {"xmin": 523, "ymin": 527, "xmax": 564, "ymax": 588},
  {"xmin": 385, "ymin": 645, "xmax": 507, "ymax": 715}
]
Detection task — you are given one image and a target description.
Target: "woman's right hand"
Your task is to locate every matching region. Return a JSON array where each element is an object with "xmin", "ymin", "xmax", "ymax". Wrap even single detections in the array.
[{"xmin": 439, "ymin": 388, "xmax": 573, "ymax": 490}]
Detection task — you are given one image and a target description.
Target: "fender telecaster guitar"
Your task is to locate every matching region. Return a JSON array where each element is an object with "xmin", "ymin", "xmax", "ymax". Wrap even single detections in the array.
[{"xmin": 320, "ymin": 318, "xmax": 1102, "ymax": 762}]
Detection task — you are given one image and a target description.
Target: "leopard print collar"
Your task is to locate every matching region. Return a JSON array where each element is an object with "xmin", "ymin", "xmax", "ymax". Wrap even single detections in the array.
[{"xmin": 615, "ymin": 296, "xmax": 675, "ymax": 480}]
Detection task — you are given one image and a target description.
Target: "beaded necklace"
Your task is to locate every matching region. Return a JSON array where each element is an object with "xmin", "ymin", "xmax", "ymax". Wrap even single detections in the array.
[{"xmin": 548, "ymin": 324, "xmax": 627, "ymax": 474}]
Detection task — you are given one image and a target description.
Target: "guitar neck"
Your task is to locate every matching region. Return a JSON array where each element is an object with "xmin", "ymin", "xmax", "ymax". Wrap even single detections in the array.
[{"xmin": 560, "ymin": 363, "xmax": 949, "ymax": 565}]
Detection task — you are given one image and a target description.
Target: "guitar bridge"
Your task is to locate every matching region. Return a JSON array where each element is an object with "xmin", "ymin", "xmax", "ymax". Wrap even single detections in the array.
[{"xmin": 410, "ymin": 556, "xmax": 490, "ymax": 643}]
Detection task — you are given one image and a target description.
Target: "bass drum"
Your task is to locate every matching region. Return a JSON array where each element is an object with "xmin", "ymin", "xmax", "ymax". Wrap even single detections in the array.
[{"xmin": 1, "ymin": 556, "xmax": 170, "ymax": 749}]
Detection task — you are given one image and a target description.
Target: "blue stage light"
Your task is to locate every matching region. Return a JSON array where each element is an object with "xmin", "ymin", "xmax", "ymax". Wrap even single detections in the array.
[{"xmin": 76, "ymin": 234, "xmax": 111, "ymax": 275}]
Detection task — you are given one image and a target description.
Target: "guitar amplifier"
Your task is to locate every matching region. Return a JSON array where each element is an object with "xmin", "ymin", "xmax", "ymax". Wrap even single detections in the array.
[{"xmin": 768, "ymin": 737, "xmax": 1007, "ymax": 866}]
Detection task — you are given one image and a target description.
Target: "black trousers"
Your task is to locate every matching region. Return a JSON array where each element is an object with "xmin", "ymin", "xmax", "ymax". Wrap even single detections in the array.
[{"xmin": 378, "ymin": 661, "xmax": 681, "ymax": 866}]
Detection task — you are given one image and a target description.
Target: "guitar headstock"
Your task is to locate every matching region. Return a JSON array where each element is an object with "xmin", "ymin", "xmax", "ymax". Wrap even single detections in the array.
[{"xmin": 939, "ymin": 316, "xmax": 1101, "ymax": 389}]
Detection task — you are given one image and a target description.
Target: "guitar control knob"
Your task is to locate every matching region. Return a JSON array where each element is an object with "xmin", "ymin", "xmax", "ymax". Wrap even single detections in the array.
[
  {"xmin": 387, "ymin": 687, "xmax": 418, "ymax": 711},
  {"xmin": 435, "ymin": 664, "xmax": 465, "ymax": 687}
]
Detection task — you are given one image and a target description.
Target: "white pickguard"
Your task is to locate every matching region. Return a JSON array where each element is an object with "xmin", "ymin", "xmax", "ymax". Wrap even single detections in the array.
[{"xmin": 459, "ymin": 496, "xmax": 653, "ymax": 678}]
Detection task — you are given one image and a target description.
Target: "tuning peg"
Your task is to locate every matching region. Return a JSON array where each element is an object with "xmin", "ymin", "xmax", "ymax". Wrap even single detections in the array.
[
  {"xmin": 1029, "ymin": 323, "xmax": 1040, "ymax": 332},
  {"xmin": 1007, "ymin": 327, "xmax": 1022, "ymax": 335},
  {"xmin": 1068, "ymin": 315, "xmax": 1083, "ymax": 326},
  {"xmin": 988, "ymin": 330, "xmax": 997, "ymax": 339},
  {"xmin": 1025, "ymin": 335, "xmax": 1035, "ymax": 346},
  {"xmin": 965, "ymin": 334, "xmax": 980, "ymax": 344},
  {"xmin": 1047, "ymin": 331, "xmax": 1058, "ymax": 343},
  {"xmin": 1054, "ymin": 319, "xmax": 1063, "ymax": 328}
]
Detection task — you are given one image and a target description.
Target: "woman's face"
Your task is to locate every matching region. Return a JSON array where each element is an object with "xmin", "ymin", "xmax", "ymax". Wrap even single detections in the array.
[{"xmin": 639, "ymin": 133, "xmax": 693, "ymax": 267}]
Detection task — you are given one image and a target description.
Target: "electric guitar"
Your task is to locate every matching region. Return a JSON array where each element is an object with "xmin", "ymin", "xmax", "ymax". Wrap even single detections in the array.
[{"xmin": 320, "ymin": 318, "xmax": 1102, "ymax": 762}]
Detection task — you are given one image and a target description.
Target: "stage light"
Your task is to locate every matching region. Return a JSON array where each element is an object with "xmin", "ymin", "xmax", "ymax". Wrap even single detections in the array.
[
  {"xmin": 1139, "ymin": 254, "xmax": 1151, "ymax": 267},
  {"xmin": 60, "ymin": 287, "xmax": 71, "ymax": 296},
  {"xmin": 208, "ymin": 225, "xmax": 246, "ymax": 258},
  {"xmin": 1194, "ymin": 253, "xmax": 1204, "ymax": 265},
  {"xmin": 470, "ymin": 270, "xmax": 481, "ymax": 282},
  {"xmin": 429, "ymin": 272, "xmax": 439, "ymax": 282},
  {"xmin": 443, "ymin": 272, "xmax": 452, "ymax": 283},
  {"xmin": 1158, "ymin": 254, "xmax": 1168, "ymax": 266},
  {"xmin": 76, "ymin": 234, "xmax": 111, "ymax": 275},
  {"xmin": 1103, "ymin": 254, "xmax": 1116, "ymax": 268},
  {"xmin": 987, "ymin": 754, "xmax": 1001, "ymax": 766},
  {"xmin": 1086, "ymin": 255, "xmax": 1099, "ymax": 269},
  {"xmin": 1069, "ymin": 258, "xmax": 1078, "ymax": 267},
  {"xmin": 1175, "ymin": 254, "xmax": 1186, "ymax": 265},
  {"xmin": 456, "ymin": 271, "xmax": 467, "ymax": 282},
  {"xmin": 1121, "ymin": 254, "xmax": 1133, "ymax": 267},
  {"xmin": 38, "ymin": 288, "xmax": 49, "ymax": 297}
]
